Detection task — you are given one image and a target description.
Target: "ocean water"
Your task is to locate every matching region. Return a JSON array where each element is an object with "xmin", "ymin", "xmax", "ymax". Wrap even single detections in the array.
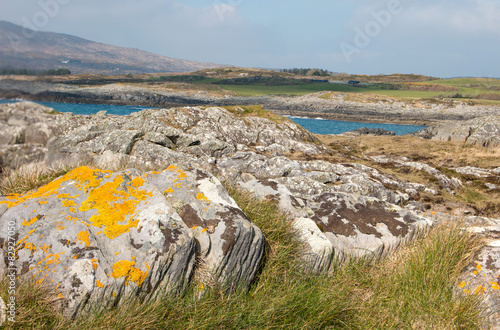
[
  {"xmin": 0, "ymin": 99, "xmax": 153, "ymax": 116},
  {"xmin": 0, "ymin": 99, "xmax": 426, "ymax": 135},
  {"xmin": 288, "ymin": 116, "xmax": 427, "ymax": 136}
]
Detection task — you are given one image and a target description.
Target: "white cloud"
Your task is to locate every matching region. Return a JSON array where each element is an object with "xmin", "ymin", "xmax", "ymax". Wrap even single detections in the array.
[
  {"xmin": 0, "ymin": 0, "xmax": 498, "ymax": 76},
  {"xmin": 342, "ymin": 0, "xmax": 500, "ymax": 36},
  {"xmin": 401, "ymin": 0, "xmax": 500, "ymax": 35}
]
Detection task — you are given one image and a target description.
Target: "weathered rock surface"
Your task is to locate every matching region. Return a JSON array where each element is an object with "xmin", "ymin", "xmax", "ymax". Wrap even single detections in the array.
[
  {"xmin": 456, "ymin": 216, "xmax": 500, "ymax": 329},
  {"xmin": 0, "ymin": 166, "xmax": 264, "ymax": 318},
  {"xmin": 216, "ymin": 152, "xmax": 437, "ymax": 268},
  {"xmin": 0, "ymin": 102, "xmax": 57, "ymax": 169},
  {"xmin": 2, "ymin": 102, "xmax": 440, "ymax": 273},
  {"xmin": 370, "ymin": 155, "xmax": 463, "ymax": 193},
  {"xmin": 417, "ymin": 115, "xmax": 500, "ymax": 147},
  {"xmin": 236, "ymin": 176, "xmax": 430, "ymax": 267},
  {"xmin": 44, "ymin": 106, "xmax": 324, "ymax": 169},
  {"xmin": 3, "ymin": 101, "xmax": 500, "ymax": 317}
]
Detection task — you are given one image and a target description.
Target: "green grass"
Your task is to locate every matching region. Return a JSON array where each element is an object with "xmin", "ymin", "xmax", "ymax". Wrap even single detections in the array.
[
  {"xmin": 65, "ymin": 70, "xmax": 500, "ymax": 103},
  {"xmin": 217, "ymin": 82, "xmax": 358, "ymax": 96},
  {"xmin": 0, "ymin": 179, "xmax": 486, "ymax": 329},
  {"xmin": 421, "ymin": 78, "xmax": 500, "ymax": 101},
  {"xmin": 0, "ymin": 164, "xmax": 75, "ymax": 195},
  {"xmin": 214, "ymin": 76, "xmax": 500, "ymax": 103}
]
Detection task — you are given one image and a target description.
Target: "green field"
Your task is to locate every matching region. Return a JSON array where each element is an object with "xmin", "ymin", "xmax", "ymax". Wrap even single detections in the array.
[
  {"xmin": 66, "ymin": 71, "xmax": 500, "ymax": 104},
  {"xmin": 217, "ymin": 82, "xmax": 357, "ymax": 96},
  {"xmin": 214, "ymin": 77, "xmax": 500, "ymax": 104}
]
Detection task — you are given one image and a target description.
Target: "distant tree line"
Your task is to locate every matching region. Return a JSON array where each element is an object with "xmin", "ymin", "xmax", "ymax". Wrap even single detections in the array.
[
  {"xmin": 280, "ymin": 68, "xmax": 331, "ymax": 77},
  {"xmin": 0, "ymin": 68, "xmax": 71, "ymax": 76}
]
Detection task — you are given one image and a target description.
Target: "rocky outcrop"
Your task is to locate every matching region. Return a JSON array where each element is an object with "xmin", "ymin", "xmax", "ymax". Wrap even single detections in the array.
[
  {"xmin": 417, "ymin": 115, "xmax": 500, "ymax": 147},
  {"xmin": 341, "ymin": 127, "xmax": 395, "ymax": 136},
  {"xmin": 0, "ymin": 166, "xmax": 263, "ymax": 318},
  {"xmin": 455, "ymin": 216, "xmax": 500, "ymax": 329},
  {"xmin": 1, "ymin": 102, "xmax": 441, "ymax": 274},
  {"xmin": 0, "ymin": 102, "xmax": 58, "ymax": 169},
  {"xmin": 44, "ymin": 106, "xmax": 324, "ymax": 170},
  {"xmin": 218, "ymin": 156, "xmax": 432, "ymax": 268},
  {"xmin": 369, "ymin": 155, "xmax": 463, "ymax": 194},
  {"xmin": 4, "ymin": 101, "xmax": 500, "ymax": 317}
]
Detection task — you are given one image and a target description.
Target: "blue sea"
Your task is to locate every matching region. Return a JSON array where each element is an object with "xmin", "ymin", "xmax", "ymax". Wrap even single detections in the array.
[
  {"xmin": 0, "ymin": 99, "xmax": 154, "ymax": 116},
  {"xmin": 0, "ymin": 99, "xmax": 426, "ymax": 135},
  {"xmin": 289, "ymin": 116, "xmax": 427, "ymax": 136}
]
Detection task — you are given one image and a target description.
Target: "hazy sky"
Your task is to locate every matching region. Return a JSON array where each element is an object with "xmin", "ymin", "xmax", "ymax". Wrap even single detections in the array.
[{"xmin": 1, "ymin": 0, "xmax": 499, "ymax": 77}]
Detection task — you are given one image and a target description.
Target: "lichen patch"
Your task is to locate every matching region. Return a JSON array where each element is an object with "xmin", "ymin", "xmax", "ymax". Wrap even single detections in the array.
[{"xmin": 110, "ymin": 259, "xmax": 148, "ymax": 287}]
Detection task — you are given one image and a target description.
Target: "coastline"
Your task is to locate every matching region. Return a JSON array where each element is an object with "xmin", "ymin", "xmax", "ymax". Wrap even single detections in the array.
[
  {"xmin": 1, "ymin": 78, "xmax": 499, "ymax": 127},
  {"xmin": 267, "ymin": 109, "xmax": 435, "ymax": 126}
]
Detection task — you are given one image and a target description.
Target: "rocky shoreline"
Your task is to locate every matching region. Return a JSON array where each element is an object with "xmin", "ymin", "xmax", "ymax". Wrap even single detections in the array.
[
  {"xmin": 0, "ymin": 102, "xmax": 500, "ymax": 317},
  {"xmin": 1, "ymin": 98, "xmax": 500, "ymax": 324},
  {"xmin": 2, "ymin": 78, "xmax": 499, "ymax": 126}
]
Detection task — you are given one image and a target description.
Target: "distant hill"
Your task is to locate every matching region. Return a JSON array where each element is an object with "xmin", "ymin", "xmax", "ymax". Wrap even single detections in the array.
[{"xmin": 0, "ymin": 20, "xmax": 225, "ymax": 74}]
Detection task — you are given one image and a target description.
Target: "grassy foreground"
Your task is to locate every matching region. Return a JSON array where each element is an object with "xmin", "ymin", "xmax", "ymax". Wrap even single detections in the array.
[{"xmin": 0, "ymin": 173, "xmax": 486, "ymax": 329}]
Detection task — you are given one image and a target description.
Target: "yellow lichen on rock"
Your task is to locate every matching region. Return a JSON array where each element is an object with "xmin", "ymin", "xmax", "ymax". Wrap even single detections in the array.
[
  {"xmin": 40, "ymin": 244, "xmax": 51, "ymax": 253},
  {"xmin": 75, "ymin": 231, "xmax": 90, "ymax": 248},
  {"xmin": 24, "ymin": 242, "xmax": 37, "ymax": 253},
  {"xmin": 77, "ymin": 172, "xmax": 151, "ymax": 239},
  {"xmin": 70, "ymin": 167, "xmax": 112, "ymax": 192},
  {"xmin": 16, "ymin": 229, "xmax": 36, "ymax": 247},
  {"xmin": 0, "ymin": 167, "xmax": 106, "ymax": 209},
  {"xmin": 62, "ymin": 199, "xmax": 77, "ymax": 208},
  {"xmin": 130, "ymin": 177, "xmax": 145, "ymax": 187},
  {"xmin": 110, "ymin": 259, "xmax": 148, "ymax": 287},
  {"xmin": 474, "ymin": 285, "xmax": 486, "ymax": 295},
  {"xmin": 37, "ymin": 253, "xmax": 61, "ymax": 266},
  {"xmin": 196, "ymin": 192, "xmax": 209, "ymax": 202},
  {"xmin": 22, "ymin": 216, "xmax": 40, "ymax": 227}
]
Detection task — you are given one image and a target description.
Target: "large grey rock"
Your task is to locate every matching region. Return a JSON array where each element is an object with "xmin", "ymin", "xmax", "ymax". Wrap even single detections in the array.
[
  {"xmin": 0, "ymin": 123, "xmax": 24, "ymax": 145},
  {"xmin": 0, "ymin": 102, "xmax": 445, "ymax": 282},
  {"xmin": 238, "ymin": 177, "xmax": 431, "ymax": 270},
  {"xmin": 219, "ymin": 152, "xmax": 440, "ymax": 270},
  {"xmin": 145, "ymin": 164, "xmax": 264, "ymax": 288},
  {"xmin": 419, "ymin": 115, "xmax": 500, "ymax": 147},
  {"xmin": 43, "ymin": 106, "xmax": 324, "ymax": 169},
  {"xmin": 0, "ymin": 166, "xmax": 264, "ymax": 318},
  {"xmin": 0, "ymin": 145, "xmax": 48, "ymax": 169},
  {"xmin": 0, "ymin": 102, "xmax": 57, "ymax": 169},
  {"xmin": 457, "ymin": 216, "xmax": 500, "ymax": 329}
]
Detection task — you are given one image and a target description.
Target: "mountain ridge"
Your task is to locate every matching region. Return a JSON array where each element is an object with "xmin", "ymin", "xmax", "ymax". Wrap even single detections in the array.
[{"xmin": 0, "ymin": 20, "xmax": 225, "ymax": 74}]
